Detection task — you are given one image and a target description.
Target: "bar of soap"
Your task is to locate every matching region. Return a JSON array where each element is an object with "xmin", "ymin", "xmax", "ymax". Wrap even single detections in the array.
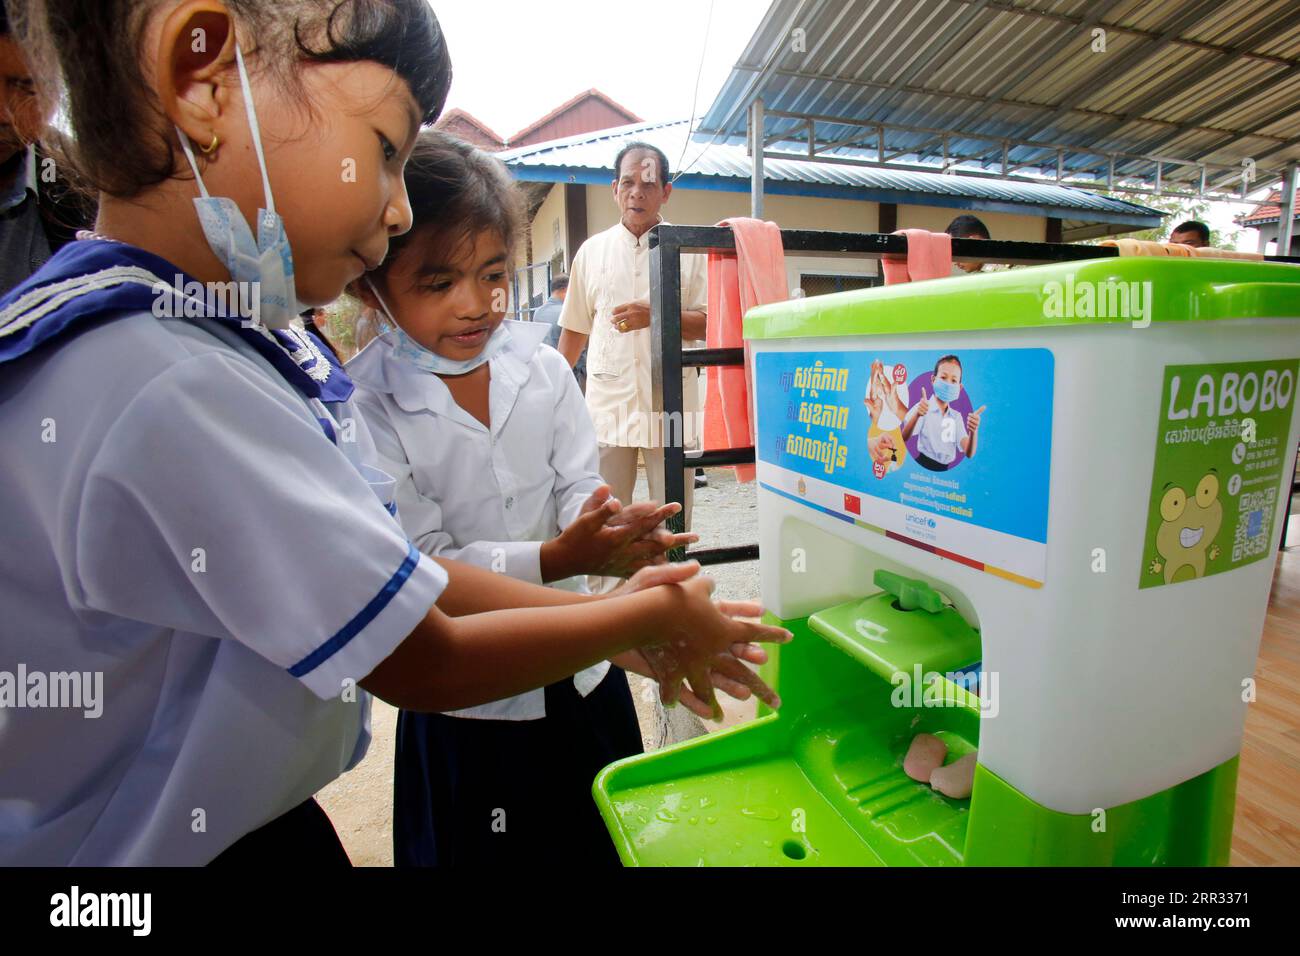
[
  {"xmin": 903, "ymin": 733, "xmax": 947, "ymax": 782},
  {"xmin": 930, "ymin": 752, "xmax": 978, "ymax": 799}
]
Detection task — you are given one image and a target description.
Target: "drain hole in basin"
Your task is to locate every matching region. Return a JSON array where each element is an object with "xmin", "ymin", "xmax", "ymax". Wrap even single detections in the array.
[{"xmin": 782, "ymin": 840, "xmax": 807, "ymax": 861}]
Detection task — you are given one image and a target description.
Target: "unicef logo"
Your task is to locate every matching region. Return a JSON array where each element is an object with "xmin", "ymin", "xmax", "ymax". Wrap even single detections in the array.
[{"xmin": 905, "ymin": 513, "xmax": 938, "ymax": 531}]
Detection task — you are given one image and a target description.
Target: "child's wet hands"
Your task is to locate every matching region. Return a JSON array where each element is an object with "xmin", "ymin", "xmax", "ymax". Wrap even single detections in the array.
[
  {"xmin": 657, "ymin": 572, "xmax": 790, "ymax": 718},
  {"xmin": 568, "ymin": 495, "xmax": 697, "ymax": 577},
  {"xmin": 621, "ymin": 641, "xmax": 777, "ymax": 721},
  {"xmin": 603, "ymin": 500, "xmax": 697, "ymax": 570},
  {"xmin": 576, "ymin": 484, "xmax": 616, "ymax": 518},
  {"xmin": 545, "ymin": 487, "xmax": 687, "ymax": 579},
  {"xmin": 606, "ymin": 562, "xmax": 789, "ymax": 718}
]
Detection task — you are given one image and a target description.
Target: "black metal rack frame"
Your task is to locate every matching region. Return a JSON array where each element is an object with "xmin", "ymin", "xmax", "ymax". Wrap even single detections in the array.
[{"xmin": 647, "ymin": 224, "xmax": 1300, "ymax": 565}]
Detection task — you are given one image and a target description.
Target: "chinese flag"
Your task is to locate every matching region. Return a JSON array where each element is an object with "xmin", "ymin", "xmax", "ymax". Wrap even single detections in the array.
[{"xmin": 844, "ymin": 493, "xmax": 861, "ymax": 514}]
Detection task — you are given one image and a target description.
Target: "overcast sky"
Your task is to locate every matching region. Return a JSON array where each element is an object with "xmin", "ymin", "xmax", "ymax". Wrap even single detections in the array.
[
  {"xmin": 428, "ymin": 0, "xmax": 1275, "ymax": 250},
  {"xmin": 432, "ymin": 0, "xmax": 765, "ymax": 140}
]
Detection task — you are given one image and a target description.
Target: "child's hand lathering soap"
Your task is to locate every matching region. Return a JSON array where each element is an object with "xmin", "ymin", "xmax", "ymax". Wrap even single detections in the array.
[
  {"xmin": 545, "ymin": 486, "xmax": 698, "ymax": 580},
  {"xmin": 608, "ymin": 562, "xmax": 790, "ymax": 717}
]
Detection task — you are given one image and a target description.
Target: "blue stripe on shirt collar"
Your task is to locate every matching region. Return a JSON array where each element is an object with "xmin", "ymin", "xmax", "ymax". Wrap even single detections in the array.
[
  {"xmin": 0, "ymin": 240, "xmax": 354, "ymax": 404},
  {"xmin": 288, "ymin": 541, "xmax": 421, "ymax": 678}
]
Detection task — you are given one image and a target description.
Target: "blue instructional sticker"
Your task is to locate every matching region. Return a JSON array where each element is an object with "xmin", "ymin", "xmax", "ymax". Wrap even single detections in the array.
[{"xmin": 755, "ymin": 347, "xmax": 1054, "ymax": 586}]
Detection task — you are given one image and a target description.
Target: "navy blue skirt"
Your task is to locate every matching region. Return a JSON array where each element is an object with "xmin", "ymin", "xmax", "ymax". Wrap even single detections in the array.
[{"xmin": 393, "ymin": 667, "xmax": 643, "ymax": 867}]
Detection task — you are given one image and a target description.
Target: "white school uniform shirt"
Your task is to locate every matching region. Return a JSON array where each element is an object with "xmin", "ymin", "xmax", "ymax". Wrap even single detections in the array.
[
  {"xmin": 348, "ymin": 320, "xmax": 610, "ymax": 721},
  {"xmin": 0, "ymin": 306, "xmax": 448, "ymax": 865},
  {"xmin": 912, "ymin": 399, "xmax": 969, "ymax": 465},
  {"xmin": 558, "ymin": 219, "xmax": 707, "ymax": 448}
]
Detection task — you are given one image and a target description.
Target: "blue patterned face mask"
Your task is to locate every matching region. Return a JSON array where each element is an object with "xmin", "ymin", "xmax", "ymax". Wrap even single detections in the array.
[
  {"xmin": 366, "ymin": 278, "xmax": 511, "ymax": 375},
  {"xmin": 176, "ymin": 43, "xmax": 298, "ymax": 330}
]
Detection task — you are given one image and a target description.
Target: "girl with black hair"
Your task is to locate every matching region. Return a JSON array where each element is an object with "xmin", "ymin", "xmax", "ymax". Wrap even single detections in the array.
[{"xmin": 0, "ymin": 0, "xmax": 787, "ymax": 866}]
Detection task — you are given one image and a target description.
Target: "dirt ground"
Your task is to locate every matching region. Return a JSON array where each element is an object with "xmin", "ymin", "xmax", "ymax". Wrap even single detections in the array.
[{"xmin": 315, "ymin": 465, "xmax": 762, "ymax": 866}]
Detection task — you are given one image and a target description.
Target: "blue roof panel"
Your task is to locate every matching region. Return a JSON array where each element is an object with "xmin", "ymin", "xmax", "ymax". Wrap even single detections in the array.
[{"xmin": 498, "ymin": 119, "xmax": 1163, "ymax": 227}]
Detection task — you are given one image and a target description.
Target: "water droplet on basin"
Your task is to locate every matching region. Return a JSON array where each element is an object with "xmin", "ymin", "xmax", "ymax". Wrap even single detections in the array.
[{"xmin": 741, "ymin": 806, "xmax": 779, "ymax": 820}]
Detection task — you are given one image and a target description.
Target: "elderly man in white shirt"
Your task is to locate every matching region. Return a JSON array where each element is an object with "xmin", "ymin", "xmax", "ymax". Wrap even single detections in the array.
[{"xmin": 556, "ymin": 142, "xmax": 707, "ymax": 531}]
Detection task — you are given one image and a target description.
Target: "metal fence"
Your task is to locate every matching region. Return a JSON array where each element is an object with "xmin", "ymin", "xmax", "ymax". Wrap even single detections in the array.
[{"xmin": 510, "ymin": 260, "xmax": 553, "ymax": 322}]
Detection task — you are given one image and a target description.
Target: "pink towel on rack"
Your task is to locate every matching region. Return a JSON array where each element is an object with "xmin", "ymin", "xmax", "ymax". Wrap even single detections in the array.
[
  {"xmin": 705, "ymin": 218, "xmax": 788, "ymax": 482},
  {"xmin": 881, "ymin": 229, "xmax": 953, "ymax": 284}
]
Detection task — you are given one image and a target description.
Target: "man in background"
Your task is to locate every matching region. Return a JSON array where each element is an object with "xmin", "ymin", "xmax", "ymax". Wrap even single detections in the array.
[
  {"xmin": 1169, "ymin": 220, "xmax": 1210, "ymax": 248},
  {"xmin": 534, "ymin": 274, "xmax": 585, "ymax": 392},
  {"xmin": 946, "ymin": 214, "xmax": 991, "ymax": 275},
  {"xmin": 556, "ymin": 141, "xmax": 707, "ymax": 529},
  {"xmin": 0, "ymin": 6, "xmax": 90, "ymax": 296}
]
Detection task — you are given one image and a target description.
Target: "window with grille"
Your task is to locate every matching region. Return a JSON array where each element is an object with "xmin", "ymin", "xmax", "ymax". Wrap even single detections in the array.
[{"xmin": 799, "ymin": 273, "xmax": 880, "ymax": 297}]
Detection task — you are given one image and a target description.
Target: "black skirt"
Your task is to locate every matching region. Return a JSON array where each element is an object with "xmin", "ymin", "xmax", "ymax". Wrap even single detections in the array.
[
  {"xmin": 393, "ymin": 666, "xmax": 643, "ymax": 867},
  {"xmin": 208, "ymin": 798, "xmax": 351, "ymax": 867}
]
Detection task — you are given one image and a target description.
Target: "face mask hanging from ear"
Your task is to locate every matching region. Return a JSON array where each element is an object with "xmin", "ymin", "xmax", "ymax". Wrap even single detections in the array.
[
  {"xmin": 365, "ymin": 278, "xmax": 513, "ymax": 375},
  {"xmin": 176, "ymin": 42, "xmax": 299, "ymax": 330}
]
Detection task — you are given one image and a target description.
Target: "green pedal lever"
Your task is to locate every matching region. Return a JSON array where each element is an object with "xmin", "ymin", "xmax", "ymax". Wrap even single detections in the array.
[{"xmin": 874, "ymin": 569, "xmax": 944, "ymax": 613}]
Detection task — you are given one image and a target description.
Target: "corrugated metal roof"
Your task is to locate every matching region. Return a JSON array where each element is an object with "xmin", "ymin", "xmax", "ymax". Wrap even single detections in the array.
[
  {"xmin": 498, "ymin": 118, "xmax": 1162, "ymax": 228},
  {"xmin": 697, "ymin": 0, "xmax": 1300, "ymax": 198}
]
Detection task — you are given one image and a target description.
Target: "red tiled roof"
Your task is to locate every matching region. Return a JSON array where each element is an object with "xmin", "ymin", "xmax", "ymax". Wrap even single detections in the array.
[
  {"xmin": 1237, "ymin": 190, "xmax": 1299, "ymax": 226},
  {"xmin": 434, "ymin": 109, "xmax": 506, "ymax": 149},
  {"xmin": 508, "ymin": 89, "xmax": 642, "ymax": 145}
]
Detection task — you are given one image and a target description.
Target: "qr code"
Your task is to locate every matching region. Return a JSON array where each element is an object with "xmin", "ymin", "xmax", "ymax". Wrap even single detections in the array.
[
  {"xmin": 1238, "ymin": 487, "xmax": 1277, "ymax": 512},
  {"xmin": 1232, "ymin": 487, "xmax": 1275, "ymax": 561}
]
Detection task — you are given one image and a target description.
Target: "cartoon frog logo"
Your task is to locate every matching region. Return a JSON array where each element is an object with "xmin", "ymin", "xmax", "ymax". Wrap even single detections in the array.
[{"xmin": 1148, "ymin": 471, "xmax": 1223, "ymax": 585}]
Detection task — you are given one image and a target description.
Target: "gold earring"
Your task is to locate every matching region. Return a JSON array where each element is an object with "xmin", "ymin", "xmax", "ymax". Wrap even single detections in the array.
[{"xmin": 200, "ymin": 133, "xmax": 220, "ymax": 155}]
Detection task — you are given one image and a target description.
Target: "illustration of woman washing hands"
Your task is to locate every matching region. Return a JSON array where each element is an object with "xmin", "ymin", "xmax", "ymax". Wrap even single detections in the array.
[{"xmin": 864, "ymin": 359, "xmax": 909, "ymax": 477}]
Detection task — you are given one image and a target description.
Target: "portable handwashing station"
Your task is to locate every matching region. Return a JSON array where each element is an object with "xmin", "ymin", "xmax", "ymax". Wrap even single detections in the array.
[{"xmin": 595, "ymin": 256, "xmax": 1300, "ymax": 866}]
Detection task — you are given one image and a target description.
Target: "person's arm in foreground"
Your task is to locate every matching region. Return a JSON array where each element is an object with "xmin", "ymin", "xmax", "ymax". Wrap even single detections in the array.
[
  {"xmin": 361, "ymin": 558, "xmax": 789, "ymax": 714},
  {"xmin": 432, "ymin": 552, "xmax": 775, "ymax": 720}
]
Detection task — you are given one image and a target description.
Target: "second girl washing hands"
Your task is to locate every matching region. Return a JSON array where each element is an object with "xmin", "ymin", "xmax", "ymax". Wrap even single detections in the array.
[{"xmin": 348, "ymin": 130, "xmax": 777, "ymax": 865}]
